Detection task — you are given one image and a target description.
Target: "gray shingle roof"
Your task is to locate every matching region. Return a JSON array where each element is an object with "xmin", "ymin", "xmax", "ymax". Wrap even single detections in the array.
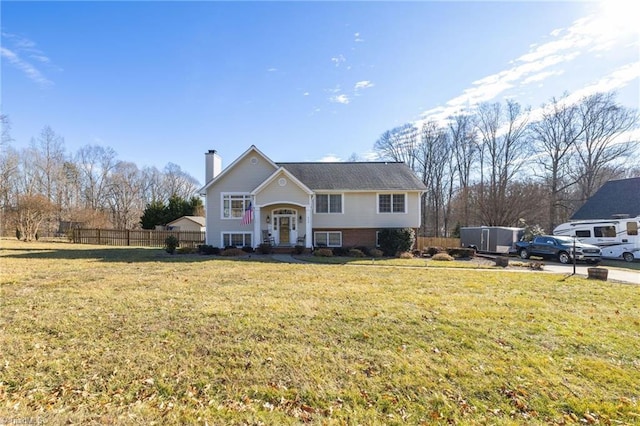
[
  {"xmin": 277, "ymin": 162, "xmax": 426, "ymax": 191},
  {"xmin": 571, "ymin": 177, "xmax": 640, "ymax": 220}
]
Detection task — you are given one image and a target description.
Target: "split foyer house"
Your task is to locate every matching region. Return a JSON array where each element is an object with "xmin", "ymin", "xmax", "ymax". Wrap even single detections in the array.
[{"xmin": 199, "ymin": 146, "xmax": 426, "ymax": 249}]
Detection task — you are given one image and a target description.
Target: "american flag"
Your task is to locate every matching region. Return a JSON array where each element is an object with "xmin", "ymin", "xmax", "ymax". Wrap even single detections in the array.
[{"xmin": 241, "ymin": 201, "xmax": 253, "ymax": 225}]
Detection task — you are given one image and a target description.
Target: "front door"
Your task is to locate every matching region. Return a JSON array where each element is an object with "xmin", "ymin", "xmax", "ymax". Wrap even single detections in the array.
[{"xmin": 279, "ymin": 217, "xmax": 290, "ymax": 244}]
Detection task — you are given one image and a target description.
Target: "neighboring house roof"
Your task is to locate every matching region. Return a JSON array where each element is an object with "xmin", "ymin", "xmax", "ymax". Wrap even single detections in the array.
[
  {"xmin": 571, "ymin": 177, "xmax": 640, "ymax": 220},
  {"xmin": 167, "ymin": 216, "xmax": 206, "ymax": 227},
  {"xmin": 277, "ymin": 162, "xmax": 426, "ymax": 191}
]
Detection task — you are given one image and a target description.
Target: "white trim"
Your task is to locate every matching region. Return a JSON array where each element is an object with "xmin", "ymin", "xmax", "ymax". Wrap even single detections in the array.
[
  {"xmin": 199, "ymin": 145, "xmax": 278, "ymax": 194},
  {"xmin": 377, "ymin": 192, "xmax": 407, "ymax": 214},
  {"xmin": 221, "ymin": 232, "xmax": 253, "ymax": 247},
  {"xmin": 221, "ymin": 193, "xmax": 251, "ymax": 220},
  {"xmin": 251, "ymin": 167, "xmax": 314, "ymax": 196},
  {"xmin": 314, "ymin": 231, "xmax": 342, "ymax": 247},
  {"xmin": 314, "ymin": 193, "xmax": 344, "ymax": 214}
]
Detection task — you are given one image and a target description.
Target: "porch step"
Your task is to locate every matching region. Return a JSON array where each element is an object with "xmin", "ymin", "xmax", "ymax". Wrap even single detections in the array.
[{"xmin": 269, "ymin": 246, "xmax": 310, "ymax": 254}]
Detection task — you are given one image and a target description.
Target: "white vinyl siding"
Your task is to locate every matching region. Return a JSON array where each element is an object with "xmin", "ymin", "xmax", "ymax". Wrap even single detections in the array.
[
  {"xmin": 222, "ymin": 233, "xmax": 252, "ymax": 247},
  {"xmin": 378, "ymin": 193, "xmax": 406, "ymax": 213},
  {"xmin": 314, "ymin": 231, "xmax": 342, "ymax": 247},
  {"xmin": 315, "ymin": 194, "xmax": 342, "ymax": 213},
  {"xmin": 222, "ymin": 194, "xmax": 251, "ymax": 219}
]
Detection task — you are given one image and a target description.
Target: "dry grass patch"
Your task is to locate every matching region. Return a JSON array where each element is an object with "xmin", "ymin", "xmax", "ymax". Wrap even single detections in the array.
[{"xmin": 1, "ymin": 240, "xmax": 639, "ymax": 425}]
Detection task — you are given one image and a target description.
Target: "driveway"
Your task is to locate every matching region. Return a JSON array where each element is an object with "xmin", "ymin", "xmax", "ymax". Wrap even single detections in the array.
[{"xmin": 542, "ymin": 262, "xmax": 639, "ymax": 284}]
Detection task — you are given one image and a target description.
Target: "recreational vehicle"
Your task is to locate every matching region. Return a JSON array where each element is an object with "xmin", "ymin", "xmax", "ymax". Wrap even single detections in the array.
[
  {"xmin": 460, "ymin": 226, "xmax": 524, "ymax": 254},
  {"xmin": 553, "ymin": 216, "xmax": 640, "ymax": 262}
]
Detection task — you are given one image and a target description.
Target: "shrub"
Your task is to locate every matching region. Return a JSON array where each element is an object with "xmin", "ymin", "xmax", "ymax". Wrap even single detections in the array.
[
  {"xmin": 164, "ymin": 235, "xmax": 179, "ymax": 254},
  {"xmin": 431, "ymin": 252, "xmax": 454, "ymax": 261},
  {"xmin": 241, "ymin": 245, "xmax": 254, "ymax": 253},
  {"xmin": 348, "ymin": 248, "xmax": 366, "ymax": 258},
  {"xmin": 353, "ymin": 246, "xmax": 370, "ymax": 256},
  {"xmin": 446, "ymin": 248, "xmax": 476, "ymax": 258},
  {"xmin": 198, "ymin": 245, "xmax": 220, "ymax": 255},
  {"xmin": 425, "ymin": 247, "xmax": 442, "ymax": 257},
  {"xmin": 257, "ymin": 243, "xmax": 273, "ymax": 254},
  {"xmin": 176, "ymin": 247, "xmax": 197, "ymax": 255},
  {"xmin": 314, "ymin": 248, "xmax": 333, "ymax": 257},
  {"xmin": 293, "ymin": 245, "xmax": 305, "ymax": 255},
  {"xmin": 15, "ymin": 228, "xmax": 21, "ymax": 240},
  {"xmin": 369, "ymin": 248, "xmax": 383, "ymax": 258},
  {"xmin": 332, "ymin": 246, "xmax": 350, "ymax": 257},
  {"xmin": 378, "ymin": 228, "xmax": 415, "ymax": 256},
  {"xmin": 398, "ymin": 251, "xmax": 414, "ymax": 259},
  {"xmin": 220, "ymin": 248, "xmax": 245, "ymax": 257}
]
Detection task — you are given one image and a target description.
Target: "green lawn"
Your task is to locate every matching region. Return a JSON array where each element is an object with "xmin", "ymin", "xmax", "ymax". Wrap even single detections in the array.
[{"xmin": 1, "ymin": 240, "xmax": 639, "ymax": 425}]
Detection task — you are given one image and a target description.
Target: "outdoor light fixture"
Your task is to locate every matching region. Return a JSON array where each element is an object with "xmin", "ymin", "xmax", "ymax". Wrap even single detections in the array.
[
  {"xmin": 266, "ymin": 215, "xmax": 270, "ymax": 223},
  {"xmin": 299, "ymin": 215, "xmax": 303, "ymax": 222}
]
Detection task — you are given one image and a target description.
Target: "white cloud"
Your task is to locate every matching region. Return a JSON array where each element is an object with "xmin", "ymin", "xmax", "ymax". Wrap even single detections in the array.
[
  {"xmin": 318, "ymin": 154, "xmax": 342, "ymax": 162},
  {"xmin": 354, "ymin": 80, "xmax": 374, "ymax": 91},
  {"xmin": 267, "ymin": 67, "xmax": 277, "ymax": 72},
  {"xmin": 1, "ymin": 46, "xmax": 52, "ymax": 87},
  {"xmin": 1, "ymin": 33, "xmax": 54, "ymax": 87},
  {"xmin": 331, "ymin": 54, "xmax": 346, "ymax": 67},
  {"xmin": 419, "ymin": 9, "xmax": 639, "ymax": 125},
  {"xmin": 303, "ymin": 92, "xmax": 310, "ymax": 96},
  {"xmin": 330, "ymin": 94, "xmax": 350, "ymax": 104},
  {"xmin": 521, "ymin": 69, "xmax": 565, "ymax": 85},
  {"xmin": 354, "ymin": 32, "xmax": 364, "ymax": 43}
]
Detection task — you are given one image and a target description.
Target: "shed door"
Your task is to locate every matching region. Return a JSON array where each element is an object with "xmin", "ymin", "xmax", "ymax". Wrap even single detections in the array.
[{"xmin": 481, "ymin": 229, "xmax": 490, "ymax": 252}]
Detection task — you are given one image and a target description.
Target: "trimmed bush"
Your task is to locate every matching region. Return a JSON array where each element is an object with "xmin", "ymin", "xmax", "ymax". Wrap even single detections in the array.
[
  {"xmin": 332, "ymin": 246, "xmax": 350, "ymax": 257},
  {"xmin": 369, "ymin": 248, "xmax": 383, "ymax": 258},
  {"xmin": 378, "ymin": 228, "xmax": 415, "ymax": 256},
  {"xmin": 198, "ymin": 245, "xmax": 220, "ymax": 255},
  {"xmin": 348, "ymin": 248, "xmax": 366, "ymax": 258},
  {"xmin": 398, "ymin": 251, "xmax": 414, "ymax": 259},
  {"xmin": 293, "ymin": 245, "xmax": 305, "ymax": 255},
  {"xmin": 446, "ymin": 248, "xmax": 476, "ymax": 258},
  {"xmin": 353, "ymin": 246, "xmax": 370, "ymax": 256},
  {"xmin": 257, "ymin": 243, "xmax": 273, "ymax": 254},
  {"xmin": 176, "ymin": 247, "xmax": 198, "ymax": 254},
  {"xmin": 220, "ymin": 248, "xmax": 246, "ymax": 257},
  {"xmin": 431, "ymin": 252, "xmax": 454, "ymax": 261},
  {"xmin": 314, "ymin": 248, "xmax": 334, "ymax": 257},
  {"xmin": 425, "ymin": 247, "xmax": 442, "ymax": 257},
  {"xmin": 164, "ymin": 235, "xmax": 179, "ymax": 254},
  {"xmin": 241, "ymin": 246, "xmax": 254, "ymax": 253}
]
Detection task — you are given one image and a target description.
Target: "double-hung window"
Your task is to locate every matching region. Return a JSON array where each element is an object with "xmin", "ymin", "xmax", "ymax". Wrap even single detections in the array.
[
  {"xmin": 316, "ymin": 194, "xmax": 342, "ymax": 213},
  {"xmin": 378, "ymin": 193, "xmax": 405, "ymax": 213},
  {"xmin": 222, "ymin": 194, "xmax": 251, "ymax": 219},
  {"xmin": 314, "ymin": 231, "xmax": 342, "ymax": 247},
  {"xmin": 222, "ymin": 233, "xmax": 252, "ymax": 247}
]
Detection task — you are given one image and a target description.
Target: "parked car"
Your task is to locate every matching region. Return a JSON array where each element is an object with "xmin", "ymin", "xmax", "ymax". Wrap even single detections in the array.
[{"xmin": 514, "ymin": 235, "xmax": 601, "ymax": 264}]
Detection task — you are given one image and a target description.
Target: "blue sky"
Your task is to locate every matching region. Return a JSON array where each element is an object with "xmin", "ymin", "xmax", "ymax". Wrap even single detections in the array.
[{"xmin": 2, "ymin": 1, "xmax": 638, "ymax": 185}]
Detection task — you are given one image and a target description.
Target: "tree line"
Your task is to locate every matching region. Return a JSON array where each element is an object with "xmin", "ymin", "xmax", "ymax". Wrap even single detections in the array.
[
  {"xmin": 373, "ymin": 91, "xmax": 639, "ymax": 237},
  {"xmin": 0, "ymin": 119, "xmax": 202, "ymax": 241}
]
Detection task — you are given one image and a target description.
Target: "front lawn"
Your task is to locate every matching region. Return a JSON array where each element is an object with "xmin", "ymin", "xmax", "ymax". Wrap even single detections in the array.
[{"xmin": 1, "ymin": 240, "xmax": 638, "ymax": 424}]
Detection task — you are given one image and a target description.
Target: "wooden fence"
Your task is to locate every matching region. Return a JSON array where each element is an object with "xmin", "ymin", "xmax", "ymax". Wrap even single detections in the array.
[
  {"xmin": 416, "ymin": 236, "xmax": 461, "ymax": 249},
  {"xmin": 72, "ymin": 228, "xmax": 205, "ymax": 248}
]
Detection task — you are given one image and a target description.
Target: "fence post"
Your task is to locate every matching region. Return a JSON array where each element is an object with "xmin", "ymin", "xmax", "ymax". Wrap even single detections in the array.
[{"xmin": 127, "ymin": 229, "xmax": 130, "ymax": 246}]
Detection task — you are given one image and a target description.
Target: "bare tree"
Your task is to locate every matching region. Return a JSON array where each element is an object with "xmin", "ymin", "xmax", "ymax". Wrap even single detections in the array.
[
  {"xmin": 162, "ymin": 162, "xmax": 200, "ymax": 201},
  {"xmin": 374, "ymin": 123, "xmax": 419, "ymax": 169},
  {"xmin": 448, "ymin": 113, "xmax": 478, "ymax": 226},
  {"xmin": 15, "ymin": 194, "xmax": 56, "ymax": 241},
  {"xmin": 0, "ymin": 115, "xmax": 18, "ymax": 236},
  {"xmin": 75, "ymin": 145, "xmax": 118, "ymax": 210},
  {"xmin": 475, "ymin": 100, "xmax": 531, "ymax": 225},
  {"xmin": 573, "ymin": 92, "xmax": 639, "ymax": 203},
  {"xmin": 416, "ymin": 120, "xmax": 453, "ymax": 236},
  {"xmin": 106, "ymin": 161, "xmax": 145, "ymax": 229},
  {"xmin": 529, "ymin": 96, "xmax": 583, "ymax": 230}
]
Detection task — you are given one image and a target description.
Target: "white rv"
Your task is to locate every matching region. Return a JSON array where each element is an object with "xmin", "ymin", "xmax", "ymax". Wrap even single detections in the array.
[{"xmin": 553, "ymin": 216, "xmax": 640, "ymax": 262}]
